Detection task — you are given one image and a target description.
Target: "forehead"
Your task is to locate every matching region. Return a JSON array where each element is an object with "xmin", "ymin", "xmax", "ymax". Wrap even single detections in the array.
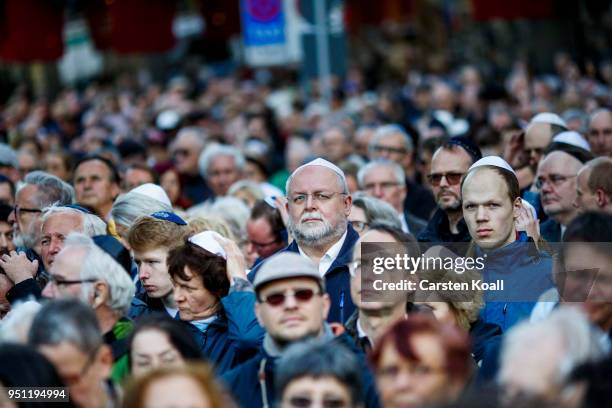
[
  {"xmin": 76, "ymin": 160, "xmax": 111, "ymax": 176},
  {"xmin": 258, "ymin": 276, "xmax": 320, "ymax": 296},
  {"xmin": 361, "ymin": 230, "xmax": 397, "ymax": 243},
  {"xmin": 377, "ymin": 133, "xmax": 406, "ymax": 147},
  {"xmin": 17, "ymin": 184, "xmax": 38, "ymax": 203},
  {"xmin": 364, "ymin": 165, "xmax": 397, "ymax": 183},
  {"xmin": 591, "ymin": 111, "xmax": 612, "ymax": 128},
  {"xmin": 247, "ymin": 217, "xmax": 273, "ymax": 234},
  {"xmin": 525, "ymin": 123, "xmax": 551, "ymax": 145},
  {"xmin": 39, "ymin": 342, "xmax": 88, "ymax": 371},
  {"xmin": 462, "ymin": 168, "xmax": 510, "ymax": 202},
  {"xmin": 209, "ymin": 155, "xmax": 236, "ymax": 169},
  {"xmin": 0, "ymin": 221, "xmax": 11, "ymax": 232},
  {"xmin": 134, "ymin": 247, "xmax": 168, "ymax": 260},
  {"xmin": 43, "ymin": 212, "xmax": 82, "ymax": 232},
  {"xmin": 289, "ymin": 166, "xmax": 341, "ymax": 192},
  {"xmin": 538, "ymin": 151, "xmax": 581, "ymax": 174},
  {"xmin": 431, "ymin": 148, "xmax": 472, "ymax": 172},
  {"xmin": 53, "ymin": 246, "xmax": 86, "ymax": 274},
  {"xmin": 133, "ymin": 329, "xmax": 174, "ymax": 351}
]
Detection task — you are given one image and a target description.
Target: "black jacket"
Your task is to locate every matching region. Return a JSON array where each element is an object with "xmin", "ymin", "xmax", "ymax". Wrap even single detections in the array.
[
  {"xmin": 417, "ymin": 208, "xmax": 471, "ymax": 244},
  {"xmin": 403, "ymin": 178, "xmax": 436, "ymax": 221}
]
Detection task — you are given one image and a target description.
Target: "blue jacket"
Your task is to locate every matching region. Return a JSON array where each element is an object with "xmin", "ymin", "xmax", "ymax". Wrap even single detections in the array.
[
  {"xmin": 540, "ymin": 218, "xmax": 562, "ymax": 242},
  {"xmin": 221, "ymin": 333, "xmax": 380, "ymax": 408},
  {"xmin": 249, "ymin": 224, "xmax": 360, "ymax": 324},
  {"xmin": 181, "ymin": 290, "xmax": 265, "ymax": 375},
  {"xmin": 476, "ymin": 235, "xmax": 554, "ymax": 332}
]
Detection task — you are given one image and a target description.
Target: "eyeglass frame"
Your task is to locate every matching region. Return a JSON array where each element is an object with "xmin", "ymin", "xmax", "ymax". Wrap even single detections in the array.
[
  {"xmin": 426, "ymin": 172, "xmax": 465, "ymax": 186},
  {"xmin": 534, "ymin": 174, "xmax": 577, "ymax": 189},
  {"xmin": 258, "ymin": 288, "xmax": 321, "ymax": 306},
  {"xmin": 13, "ymin": 205, "xmax": 42, "ymax": 217},
  {"xmin": 288, "ymin": 191, "xmax": 347, "ymax": 206}
]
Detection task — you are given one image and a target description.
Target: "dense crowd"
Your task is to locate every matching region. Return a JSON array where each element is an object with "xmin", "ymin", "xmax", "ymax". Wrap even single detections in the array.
[{"xmin": 0, "ymin": 55, "xmax": 611, "ymax": 408}]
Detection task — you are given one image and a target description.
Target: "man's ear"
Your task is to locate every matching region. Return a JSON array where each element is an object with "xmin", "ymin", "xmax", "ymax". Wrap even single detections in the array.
[
  {"xmin": 91, "ymin": 281, "xmax": 109, "ymax": 309},
  {"xmin": 254, "ymin": 301, "xmax": 264, "ymax": 328},
  {"xmin": 343, "ymin": 194, "xmax": 352, "ymax": 216},
  {"xmin": 321, "ymin": 293, "xmax": 331, "ymax": 321},
  {"xmin": 512, "ymin": 197, "xmax": 523, "ymax": 220},
  {"xmin": 595, "ymin": 188, "xmax": 608, "ymax": 208}
]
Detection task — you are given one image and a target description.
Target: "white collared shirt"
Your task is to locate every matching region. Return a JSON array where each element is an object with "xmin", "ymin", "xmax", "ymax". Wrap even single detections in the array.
[
  {"xmin": 400, "ymin": 213, "xmax": 410, "ymax": 233},
  {"xmin": 356, "ymin": 317, "xmax": 373, "ymax": 347},
  {"xmin": 298, "ymin": 230, "xmax": 348, "ymax": 276}
]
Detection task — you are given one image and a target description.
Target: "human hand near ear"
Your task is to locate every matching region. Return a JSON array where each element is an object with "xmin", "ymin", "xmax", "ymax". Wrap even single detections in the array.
[
  {"xmin": 515, "ymin": 199, "xmax": 540, "ymax": 245},
  {"xmin": 0, "ymin": 251, "xmax": 38, "ymax": 285},
  {"xmin": 213, "ymin": 235, "xmax": 248, "ymax": 284}
]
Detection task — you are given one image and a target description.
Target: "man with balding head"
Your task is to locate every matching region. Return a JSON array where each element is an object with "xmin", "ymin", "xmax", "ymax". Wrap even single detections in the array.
[
  {"xmin": 536, "ymin": 149, "xmax": 585, "ymax": 242},
  {"xmin": 249, "ymin": 158, "xmax": 358, "ymax": 323},
  {"xmin": 573, "ymin": 157, "xmax": 612, "ymax": 213},
  {"xmin": 170, "ymin": 126, "xmax": 212, "ymax": 205},
  {"xmin": 587, "ymin": 108, "xmax": 612, "ymax": 157},
  {"xmin": 524, "ymin": 113, "xmax": 568, "ymax": 170}
]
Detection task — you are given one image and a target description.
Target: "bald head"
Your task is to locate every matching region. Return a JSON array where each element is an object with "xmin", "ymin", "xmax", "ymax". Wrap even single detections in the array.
[
  {"xmin": 524, "ymin": 123, "xmax": 553, "ymax": 168},
  {"xmin": 574, "ymin": 157, "xmax": 612, "ymax": 213},
  {"xmin": 588, "ymin": 109, "xmax": 612, "ymax": 157}
]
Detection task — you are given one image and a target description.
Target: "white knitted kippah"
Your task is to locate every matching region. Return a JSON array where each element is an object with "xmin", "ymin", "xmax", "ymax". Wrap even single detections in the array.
[
  {"xmin": 468, "ymin": 156, "xmax": 516, "ymax": 175},
  {"xmin": 553, "ymin": 131, "xmax": 591, "ymax": 151},
  {"xmin": 188, "ymin": 231, "xmax": 227, "ymax": 259}
]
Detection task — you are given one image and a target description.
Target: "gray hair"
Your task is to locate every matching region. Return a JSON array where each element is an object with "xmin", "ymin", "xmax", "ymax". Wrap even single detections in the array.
[
  {"xmin": 64, "ymin": 233, "xmax": 135, "ymax": 315},
  {"xmin": 198, "ymin": 143, "xmax": 245, "ymax": 178},
  {"xmin": 498, "ymin": 306, "xmax": 608, "ymax": 390},
  {"xmin": 0, "ymin": 300, "xmax": 42, "ymax": 343},
  {"xmin": 227, "ymin": 180, "xmax": 265, "ymax": 201},
  {"xmin": 369, "ymin": 124, "xmax": 414, "ymax": 153},
  {"xmin": 175, "ymin": 126, "xmax": 207, "ymax": 149},
  {"xmin": 28, "ymin": 299, "xmax": 102, "ymax": 354},
  {"xmin": 41, "ymin": 206, "xmax": 107, "ymax": 237},
  {"xmin": 111, "ymin": 191, "xmax": 172, "ymax": 230},
  {"xmin": 276, "ymin": 338, "xmax": 362, "ymax": 406},
  {"xmin": 357, "ymin": 159, "xmax": 406, "ymax": 188},
  {"xmin": 19, "ymin": 171, "xmax": 75, "ymax": 208},
  {"xmin": 209, "ymin": 196, "xmax": 250, "ymax": 241},
  {"xmin": 351, "ymin": 192, "xmax": 402, "ymax": 229}
]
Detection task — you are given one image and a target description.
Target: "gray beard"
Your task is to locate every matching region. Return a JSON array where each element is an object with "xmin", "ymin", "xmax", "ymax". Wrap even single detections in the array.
[
  {"xmin": 14, "ymin": 233, "xmax": 36, "ymax": 250},
  {"xmin": 288, "ymin": 217, "xmax": 347, "ymax": 250}
]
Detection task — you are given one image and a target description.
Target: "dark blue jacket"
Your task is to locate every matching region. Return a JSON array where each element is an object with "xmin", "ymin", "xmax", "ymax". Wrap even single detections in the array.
[
  {"xmin": 249, "ymin": 224, "xmax": 360, "ymax": 324},
  {"xmin": 181, "ymin": 290, "xmax": 265, "ymax": 375},
  {"xmin": 221, "ymin": 333, "xmax": 380, "ymax": 408},
  {"xmin": 476, "ymin": 235, "xmax": 554, "ymax": 332},
  {"xmin": 417, "ymin": 208, "xmax": 472, "ymax": 244},
  {"xmin": 129, "ymin": 294, "xmax": 170, "ymax": 319},
  {"xmin": 540, "ymin": 218, "xmax": 562, "ymax": 242}
]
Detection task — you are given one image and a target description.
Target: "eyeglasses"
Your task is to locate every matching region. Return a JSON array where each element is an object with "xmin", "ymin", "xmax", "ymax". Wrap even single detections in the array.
[
  {"xmin": 363, "ymin": 182, "xmax": 400, "ymax": 192},
  {"xmin": 48, "ymin": 275, "xmax": 98, "ymax": 286},
  {"xmin": 349, "ymin": 259, "xmax": 361, "ymax": 277},
  {"xmin": 13, "ymin": 205, "xmax": 42, "ymax": 217},
  {"xmin": 285, "ymin": 396, "xmax": 348, "ymax": 408},
  {"xmin": 260, "ymin": 288, "xmax": 319, "ymax": 306},
  {"xmin": 349, "ymin": 220, "xmax": 369, "ymax": 233},
  {"xmin": 371, "ymin": 145, "xmax": 407, "ymax": 155},
  {"xmin": 427, "ymin": 172, "xmax": 464, "ymax": 186},
  {"xmin": 535, "ymin": 174, "xmax": 576, "ymax": 189},
  {"xmin": 289, "ymin": 192, "xmax": 346, "ymax": 206},
  {"xmin": 173, "ymin": 149, "xmax": 191, "ymax": 157},
  {"xmin": 248, "ymin": 238, "xmax": 280, "ymax": 250}
]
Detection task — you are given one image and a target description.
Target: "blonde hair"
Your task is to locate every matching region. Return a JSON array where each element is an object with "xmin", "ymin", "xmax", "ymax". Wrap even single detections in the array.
[
  {"xmin": 127, "ymin": 215, "xmax": 189, "ymax": 253},
  {"xmin": 186, "ymin": 216, "xmax": 236, "ymax": 241}
]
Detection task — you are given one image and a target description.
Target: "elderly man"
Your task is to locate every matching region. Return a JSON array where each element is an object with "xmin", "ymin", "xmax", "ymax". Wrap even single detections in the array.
[
  {"xmin": 574, "ymin": 157, "xmax": 612, "ymax": 213},
  {"xmin": 418, "ymin": 137, "xmax": 482, "ymax": 243},
  {"xmin": 41, "ymin": 233, "xmax": 135, "ymax": 382},
  {"xmin": 250, "ymin": 158, "xmax": 358, "ymax": 323},
  {"xmin": 536, "ymin": 144, "xmax": 592, "ymax": 242},
  {"xmin": 368, "ymin": 124, "xmax": 436, "ymax": 220},
  {"xmin": 0, "ymin": 205, "xmax": 106, "ymax": 305},
  {"xmin": 198, "ymin": 143, "xmax": 244, "ymax": 199},
  {"xmin": 170, "ymin": 126, "xmax": 212, "ymax": 205},
  {"xmin": 29, "ymin": 299, "xmax": 117, "ymax": 407},
  {"xmin": 223, "ymin": 252, "xmax": 379, "ymax": 408},
  {"xmin": 321, "ymin": 125, "xmax": 353, "ymax": 163},
  {"xmin": 357, "ymin": 159, "xmax": 426, "ymax": 235},
  {"xmin": 524, "ymin": 112, "xmax": 568, "ymax": 170},
  {"xmin": 73, "ymin": 155, "xmax": 121, "ymax": 219},
  {"xmin": 587, "ymin": 108, "xmax": 612, "ymax": 157}
]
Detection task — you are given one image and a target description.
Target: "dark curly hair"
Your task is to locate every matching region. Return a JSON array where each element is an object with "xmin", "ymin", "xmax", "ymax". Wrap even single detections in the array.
[{"xmin": 167, "ymin": 241, "xmax": 229, "ymax": 299}]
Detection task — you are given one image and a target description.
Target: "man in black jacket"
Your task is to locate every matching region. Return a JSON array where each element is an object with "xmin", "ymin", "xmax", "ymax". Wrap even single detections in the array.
[{"xmin": 418, "ymin": 137, "xmax": 481, "ymax": 244}]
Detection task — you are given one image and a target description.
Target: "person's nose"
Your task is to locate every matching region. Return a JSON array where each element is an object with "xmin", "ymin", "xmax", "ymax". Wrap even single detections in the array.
[
  {"xmin": 0, "ymin": 234, "xmax": 8, "ymax": 249},
  {"xmin": 49, "ymin": 237, "xmax": 63, "ymax": 256},
  {"xmin": 283, "ymin": 293, "xmax": 299, "ymax": 309},
  {"xmin": 42, "ymin": 282, "xmax": 56, "ymax": 299},
  {"xmin": 475, "ymin": 206, "xmax": 488, "ymax": 222},
  {"xmin": 7, "ymin": 209, "xmax": 15, "ymax": 224},
  {"xmin": 173, "ymin": 286, "xmax": 185, "ymax": 302},
  {"xmin": 138, "ymin": 264, "xmax": 151, "ymax": 281},
  {"xmin": 373, "ymin": 184, "xmax": 384, "ymax": 198},
  {"xmin": 305, "ymin": 194, "xmax": 317, "ymax": 210},
  {"xmin": 439, "ymin": 175, "xmax": 450, "ymax": 188}
]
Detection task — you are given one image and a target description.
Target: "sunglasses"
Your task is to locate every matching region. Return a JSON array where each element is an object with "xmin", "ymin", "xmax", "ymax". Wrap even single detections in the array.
[
  {"xmin": 260, "ymin": 288, "xmax": 319, "ymax": 306},
  {"xmin": 286, "ymin": 396, "xmax": 348, "ymax": 408},
  {"xmin": 427, "ymin": 172, "xmax": 464, "ymax": 186}
]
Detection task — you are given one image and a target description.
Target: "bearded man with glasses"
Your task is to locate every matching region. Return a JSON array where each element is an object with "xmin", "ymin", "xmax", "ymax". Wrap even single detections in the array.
[
  {"xmin": 249, "ymin": 158, "xmax": 359, "ymax": 324},
  {"xmin": 223, "ymin": 252, "xmax": 380, "ymax": 408},
  {"xmin": 418, "ymin": 137, "xmax": 482, "ymax": 245}
]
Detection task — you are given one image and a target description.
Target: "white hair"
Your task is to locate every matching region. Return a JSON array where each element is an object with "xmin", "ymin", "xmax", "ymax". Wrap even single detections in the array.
[
  {"xmin": 356, "ymin": 159, "xmax": 406, "ymax": 188},
  {"xmin": 498, "ymin": 306, "xmax": 608, "ymax": 390},
  {"xmin": 369, "ymin": 124, "xmax": 414, "ymax": 153},
  {"xmin": 41, "ymin": 206, "xmax": 107, "ymax": 236},
  {"xmin": 0, "ymin": 300, "xmax": 42, "ymax": 343},
  {"xmin": 111, "ymin": 191, "xmax": 172, "ymax": 229},
  {"xmin": 209, "ymin": 196, "xmax": 250, "ymax": 241},
  {"xmin": 198, "ymin": 143, "xmax": 245, "ymax": 178},
  {"xmin": 227, "ymin": 180, "xmax": 265, "ymax": 200},
  {"xmin": 61, "ymin": 233, "xmax": 135, "ymax": 316}
]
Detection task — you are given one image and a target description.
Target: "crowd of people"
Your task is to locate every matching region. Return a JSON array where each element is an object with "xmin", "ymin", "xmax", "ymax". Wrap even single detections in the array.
[{"xmin": 0, "ymin": 54, "xmax": 611, "ymax": 408}]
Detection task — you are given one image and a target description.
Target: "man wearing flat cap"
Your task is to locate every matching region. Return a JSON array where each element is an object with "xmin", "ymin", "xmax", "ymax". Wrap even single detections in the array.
[
  {"xmin": 249, "ymin": 158, "xmax": 359, "ymax": 324},
  {"xmin": 223, "ymin": 251, "xmax": 380, "ymax": 408}
]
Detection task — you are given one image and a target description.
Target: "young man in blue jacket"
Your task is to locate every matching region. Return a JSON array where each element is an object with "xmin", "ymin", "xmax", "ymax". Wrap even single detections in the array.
[{"xmin": 224, "ymin": 251, "xmax": 380, "ymax": 408}]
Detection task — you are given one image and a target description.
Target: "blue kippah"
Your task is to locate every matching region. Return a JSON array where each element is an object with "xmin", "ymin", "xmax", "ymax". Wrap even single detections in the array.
[
  {"xmin": 62, "ymin": 204, "xmax": 93, "ymax": 214},
  {"xmin": 150, "ymin": 211, "xmax": 187, "ymax": 226}
]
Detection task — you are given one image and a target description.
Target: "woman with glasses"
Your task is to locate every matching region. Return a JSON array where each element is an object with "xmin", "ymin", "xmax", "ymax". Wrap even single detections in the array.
[
  {"xmin": 349, "ymin": 193, "xmax": 402, "ymax": 237},
  {"xmin": 370, "ymin": 315, "xmax": 472, "ymax": 408}
]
